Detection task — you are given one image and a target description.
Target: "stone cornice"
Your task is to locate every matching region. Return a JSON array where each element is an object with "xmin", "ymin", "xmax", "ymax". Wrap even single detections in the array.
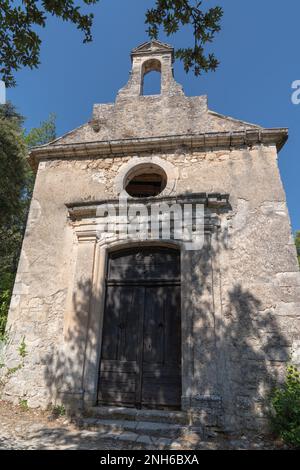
[
  {"xmin": 67, "ymin": 193, "xmax": 230, "ymax": 222},
  {"xmin": 28, "ymin": 128, "xmax": 288, "ymax": 170}
]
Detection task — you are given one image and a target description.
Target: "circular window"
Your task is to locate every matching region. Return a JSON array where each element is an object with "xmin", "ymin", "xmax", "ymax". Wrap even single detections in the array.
[{"xmin": 125, "ymin": 164, "xmax": 167, "ymax": 198}]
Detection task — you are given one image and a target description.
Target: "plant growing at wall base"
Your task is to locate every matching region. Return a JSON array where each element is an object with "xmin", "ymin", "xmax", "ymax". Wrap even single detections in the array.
[
  {"xmin": 18, "ymin": 337, "xmax": 27, "ymax": 359},
  {"xmin": 1, "ymin": 337, "xmax": 27, "ymax": 381},
  {"xmin": 270, "ymin": 364, "xmax": 300, "ymax": 448},
  {"xmin": 18, "ymin": 398, "xmax": 29, "ymax": 411},
  {"xmin": 6, "ymin": 363, "xmax": 22, "ymax": 376},
  {"xmin": 52, "ymin": 404, "xmax": 66, "ymax": 417}
]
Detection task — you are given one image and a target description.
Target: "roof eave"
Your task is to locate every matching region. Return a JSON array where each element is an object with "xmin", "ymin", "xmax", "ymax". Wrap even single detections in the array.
[{"xmin": 28, "ymin": 128, "xmax": 288, "ymax": 171}]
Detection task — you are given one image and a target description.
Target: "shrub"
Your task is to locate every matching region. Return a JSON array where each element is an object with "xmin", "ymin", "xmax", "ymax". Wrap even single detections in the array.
[
  {"xmin": 52, "ymin": 404, "xmax": 66, "ymax": 417},
  {"xmin": 271, "ymin": 364, "xmax": 300, "ymax": 448}
]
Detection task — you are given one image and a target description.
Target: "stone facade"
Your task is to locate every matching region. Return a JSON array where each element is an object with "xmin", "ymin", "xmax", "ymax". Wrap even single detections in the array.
[{"xmin": 2, "ymin": 41, "xmax": 300, "ymax": 433}]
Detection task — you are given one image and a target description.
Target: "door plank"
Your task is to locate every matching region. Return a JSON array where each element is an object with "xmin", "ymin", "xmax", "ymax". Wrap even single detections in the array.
[
  {"xmin": 98, "ymin": 286, "xmax": 144, "ymax": 406},
  {"xmin": 141, "ymin": 285, "xmax": 181, "ymax": 408},
  {"xmin": 98, "ymin": 247, "xmax": 181, "ymax": 409}
]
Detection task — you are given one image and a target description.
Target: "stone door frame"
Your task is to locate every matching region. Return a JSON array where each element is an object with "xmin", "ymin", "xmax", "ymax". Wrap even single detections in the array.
[
  {"xmin": 70, "ymin": 233, "xmax": 193, "ymax": 410},
  {"xmin": 62, "ymin": 203, "xmax": 222, "ymax": 412}
]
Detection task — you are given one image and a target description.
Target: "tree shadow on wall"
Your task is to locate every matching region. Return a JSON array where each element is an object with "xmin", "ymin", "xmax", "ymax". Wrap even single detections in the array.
[
  {"xmin": 43, "ymin": 278, "xmax": 98, "ymax": 412},
  {"xmin": 182, "ymin": 225, "xmax": 290, "ymax": 434},
  {"xmin": 43, "ymin": 232, "xmax": 291, "ymax": 442}
]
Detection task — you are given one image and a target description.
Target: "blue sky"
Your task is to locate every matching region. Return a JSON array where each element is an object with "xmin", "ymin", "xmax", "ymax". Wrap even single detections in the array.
[{"xmin": 7, "ymin": 0, "xmax": 300, "ymax": 231}]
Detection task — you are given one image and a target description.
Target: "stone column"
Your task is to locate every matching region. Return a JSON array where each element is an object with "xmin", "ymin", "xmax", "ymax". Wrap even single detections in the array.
[
  {"xmin": 60, "ymin": 230, "xmax": 96, "ymax": 409},
  {"xmin": 82, "ymin": 244, "xmax": 108, "ymax": 407}
]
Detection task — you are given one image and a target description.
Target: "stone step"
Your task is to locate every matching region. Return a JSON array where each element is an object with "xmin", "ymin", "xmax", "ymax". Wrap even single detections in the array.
[
  {"xmin": 88, "ymin": 406, "xmax": 189, "ymax": 425},
  {"xmin": 70, "ymin": 429, "xmax": 272, "ymax": 450},
  {"xmin": 74, "ymin": 426, "xmax": 205, "ymax": 450},
  {"xmin": 78, "ymin": 417, "xmax": 204, "ymax": 440}
]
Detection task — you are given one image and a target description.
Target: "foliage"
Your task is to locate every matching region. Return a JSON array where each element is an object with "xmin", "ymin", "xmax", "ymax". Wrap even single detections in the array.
[
  {"xmin": 18, "ymin": 337, "xmax": 27, "ymax": 359},
  {"xmin": 0, "ymin": 104, "xmax": 56, "ymax": 340},
  {"xmin": 0, "ymin": 1, "xmax": 223, "ymax": 86},
  {"xmin": 25, "ymin": 113, "xmax": 56, "ymax": 149},
  {"xmin": 0, "ymin": 282, "xmax": 12, "ymax": 341},
  {"xmin": 0, "ymin": 0, "xmax": 98, "ymax": 86},
  {"xmin": 0, "ymin": 104, "xmax": 27, "ymax": 226},
  {"xmin": 2, "ymin": 338, "xmax": 27, "ymax": 378},
  {"xmin": 24, "ymin": 112, "xmax": 57, "ymax": 197},
  {"xmin": 271, "ymin": 364, "xmax": 300, "ymax": 448},
  {"xmin": 295, "ymin": 231, "xmax": 300, "ymax": 267},
  {"xmin": 0, "ymin": 102, "xmax": 25, "ymax": 123},
  {"xmin": 52, "ymin": 404, "xmax": 66, "ymax": 417},
  {"xmin": 146, "ymin": 1, "xmax": 223, "ymax": 75},
  {"xmin": 6, "ymin": 363, "xmax": 22, "ymax": 376},
  {"xmin": 18, "ymin": 398, "xmax": 29, "ymax": 411},
  {"xmin": 0, "ymin": 103, "xmax": 27, "ymax": 340}
]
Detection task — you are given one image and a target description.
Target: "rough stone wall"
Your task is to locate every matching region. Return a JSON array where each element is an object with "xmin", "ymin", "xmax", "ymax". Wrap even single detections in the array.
[
  {"xmin": 2, "ymin": 41, "xmax": 300, "ymax": 432},
  {"xmin": 49, "ymin": 43, "xmax": 260, "ymax": 147},
  {"xmin": 52, "ymin": 94, "xmax": 259, "ymax": 146},
  {"xmin": 2, "ymin": 144, "xmax": 299, "ymax": 431}
]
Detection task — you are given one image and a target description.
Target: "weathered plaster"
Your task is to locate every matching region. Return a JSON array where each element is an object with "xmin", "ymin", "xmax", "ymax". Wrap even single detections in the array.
[{"xmin": 2, "ymin": 41, "xmax": 300, "ymax": 433}]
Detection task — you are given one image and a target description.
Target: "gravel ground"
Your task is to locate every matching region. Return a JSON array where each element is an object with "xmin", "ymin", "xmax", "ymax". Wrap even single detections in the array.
[
  {"xmin": 0, "ymin": 401, "xmax": 123, "ymax": 450},
  {"xmin": 0, "ymin": 400, "xmax": 286, "ymax": 450}
]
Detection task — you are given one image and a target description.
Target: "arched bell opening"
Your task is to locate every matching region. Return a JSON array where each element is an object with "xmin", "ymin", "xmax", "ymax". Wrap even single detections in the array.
[{"xmin": 140, "ymin": 59, "xmax": 162, "ymax": 96}]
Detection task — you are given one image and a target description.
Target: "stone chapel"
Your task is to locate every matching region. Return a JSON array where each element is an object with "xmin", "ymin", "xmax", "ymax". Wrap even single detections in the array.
[{"xmin": 2, "ymin": 40, "xmax": 300, "ymax": 434}]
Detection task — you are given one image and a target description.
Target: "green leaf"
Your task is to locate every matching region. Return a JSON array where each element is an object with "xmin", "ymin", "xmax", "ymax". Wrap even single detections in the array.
[{"xmin": 145, "ymin": 1, "xmax": 223, "ymax": 76}]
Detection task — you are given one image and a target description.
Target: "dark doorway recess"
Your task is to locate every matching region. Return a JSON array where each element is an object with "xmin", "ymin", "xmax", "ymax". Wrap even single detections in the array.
[{"xmin": 97, "ymin": 246, "xmax": 181, "ymax": 410}]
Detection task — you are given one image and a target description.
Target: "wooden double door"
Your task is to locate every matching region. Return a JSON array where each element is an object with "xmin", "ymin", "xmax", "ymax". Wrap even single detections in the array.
[{"xmin": 97, "ymin": 247, "xmax": 181, "ymax": 410}]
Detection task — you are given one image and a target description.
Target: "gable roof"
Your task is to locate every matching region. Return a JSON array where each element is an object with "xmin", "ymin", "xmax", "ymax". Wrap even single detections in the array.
[
  {"xmin": 131, "ymin": 40, "xmax": 174, "ymax": 59},
  {"xmin": 27, "ymin": 40, "xmax": 288, "ymax": 169}
]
